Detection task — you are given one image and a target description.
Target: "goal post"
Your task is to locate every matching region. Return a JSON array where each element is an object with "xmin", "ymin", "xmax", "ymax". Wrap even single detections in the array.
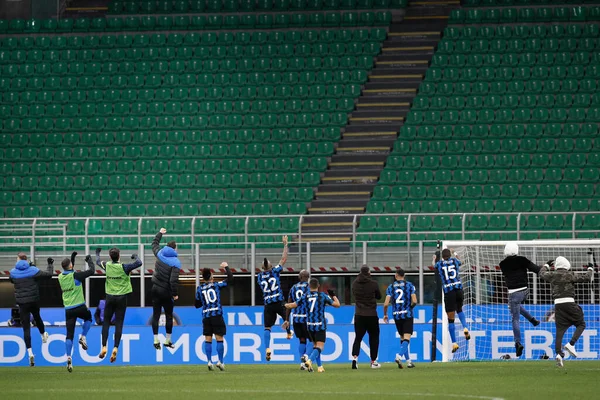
[{"xmin": 439, "ymin": 240, "xmax": 600, "ymax": 362}]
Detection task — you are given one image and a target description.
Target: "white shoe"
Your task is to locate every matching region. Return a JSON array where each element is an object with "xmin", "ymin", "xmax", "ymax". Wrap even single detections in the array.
[
  {"xmin": 300, "ymin": 362, "xmax": 307, "ymax": 371},
  {"xmin": 371, "ymin": 361, "xmax": 381, "ymax": 369},
  {"xmin": 42, "ymin": 332, "xmax": 49, "ymax": 344},
  {"xmin": 407, "ymin": 361, "xmax": 415, "ymax": 369},
  {"xmin": 564, "ymin": 343, "xmax": 578, "ymax": 358},
  {"xmin": 79, "ymin": 336, "xmax": 88, "ymax": 351},
  {"xmin": 67, "ymin": 356, "xmax": 73, "ymax": 373},
  {"xmin": 207, "ymin": 362, "xmax": 214, "ymax": 371},
  {"xmin": 556, "ymin": 354, "xmax": 564, "ymax": 367},
  {"xmin": 216, "ymin": 362, "xmax": 225, "ymax": 371},
  {"xmin": 395, "ymin": 354, "xmax": 403, "ymax": 369}
]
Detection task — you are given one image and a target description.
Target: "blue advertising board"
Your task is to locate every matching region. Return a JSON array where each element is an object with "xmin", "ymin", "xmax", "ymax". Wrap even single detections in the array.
[{"xmin": 0, "ymin": 305, "xmax": 598, "ymax": 366}]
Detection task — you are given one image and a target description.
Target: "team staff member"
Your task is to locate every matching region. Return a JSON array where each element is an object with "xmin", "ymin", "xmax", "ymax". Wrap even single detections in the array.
[
  {"xmin": 9, "ymin": 252, "xmax": 53, "ymax": 367},
  {"xmin": 351, "ymin": 265, "xmax": 382, "ymax": 369},
  {"xmin": 96, "ymin": 247, "xmax": 142, "ymax": 363},
  {"xmin": 151, "ymin": 227, "xmax": 181, "ymax": 350}
]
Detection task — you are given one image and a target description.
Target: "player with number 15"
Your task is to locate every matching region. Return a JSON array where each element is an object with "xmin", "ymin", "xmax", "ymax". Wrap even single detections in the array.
[
  {"xmin": 195, "ymin": 262, "xmax": 233, "ymax": 371},
  {"xmin": 434, "ymin": 248, "xmax": 470, "ymax": 354}
]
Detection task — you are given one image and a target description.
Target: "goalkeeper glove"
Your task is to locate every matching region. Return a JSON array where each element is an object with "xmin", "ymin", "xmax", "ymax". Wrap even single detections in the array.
[
  {"xmin": 131, "ymin": 253, "xmax": 138, "ymax": 260},
  {"xmin": 71, "ymin": 251, "xmax": 77, "ymax": 265},
  {"xmin": 95, "ymin": 247, "xmax": 102, "ymax": 256},
  {"xmin": 85, "ymin": 255, "xmax": 91, "ymax": 263},
  {"xmin": 327, "ymin": 289, "xmax": 336, "ymax": 298},
  {"xmin": 47, "ymin": 257, "xmax": 54, "ymax": 265}
]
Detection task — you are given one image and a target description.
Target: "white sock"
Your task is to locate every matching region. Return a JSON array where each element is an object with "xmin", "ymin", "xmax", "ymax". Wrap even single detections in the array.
[
  {"xmin": 153, "ymin": 335, "xmax": 158, "ymax": 342},
  {"xmin": 28, "ymin": 348, "xmax": 33, "ymax": 357},
  {"xmin": 166, "ymin": 333, "xmax": 171, "ymax": 341}
]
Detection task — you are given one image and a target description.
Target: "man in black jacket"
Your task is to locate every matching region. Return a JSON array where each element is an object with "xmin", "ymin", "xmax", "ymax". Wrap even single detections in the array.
[
  {"xmin": 9, "ymin": 252, "xmax": 54, "ymax": 367},
  {"xmin": 351, "ymin": 265, "xmax": 382, "ymax": 369},
  {"xmin": 151, "ymin": 227, "xmax": 181, "ymax": 350},
  {"xmin": 499, "ymin": 243, "xmax": 541, "ymax": 357}
]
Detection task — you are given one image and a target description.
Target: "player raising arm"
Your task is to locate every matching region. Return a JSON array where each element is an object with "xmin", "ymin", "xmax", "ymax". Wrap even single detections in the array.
[
  {"xmin": 540, "ymin": 254, "xmax": 595, "ymax": 367},
  {"xmin": 96, "ymin": 247, "xmax": 142, "ymax": 363},
  {"xmin": 195, "ymin": 262, "xmax": 233, "ymax": 371},
  {"xmin": 285, "ymin": 278, "xmax": 340, "ymax": 373},
  {"xmin": 257, "ymin": 235, "xmax": 291, "ymax": 361},
  {"xmin": 150, "ymin": 227, "xmax": 181, "ymax": 350},
  {"xmin": 58, "ymin": 252, "xmax": 95, "ymax": 373},
  {"xmin": 434, "ymin": 248, "xmax": 470, "ymax": 353},
  {"xmin": 285, "ymin": 270, "xmax": 311, "ymax": 370},
  {"xmin": 383, "ymin": 268, "xmax": 417, "ymax": 369}
]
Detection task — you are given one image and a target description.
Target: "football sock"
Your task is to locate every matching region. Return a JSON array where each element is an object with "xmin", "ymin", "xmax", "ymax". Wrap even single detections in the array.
[
  {"xmin": 204, "ymin": 341, "xmax": 212, "ymax": 362},
  {"xmin": 27, "ymin": 348, "xmax": 33, "ymax": 357},
  {"xmin": 299, "ymin": 342, "xmax": 307, "ymax": 359},
  {"xmin": 457, "ymin": 312, "xmax": 467, "ymax": 328},
  {"xmin": 448, "ymin": 320, "xmax": 457, "ymax": 343},
  {"xmin": 316, "ymin": 353, "xmax": 322, "ymax": 367},
  {"xmin": 401, "ymin": 340, "xmax": 410, "ymax": 361},
  {"xmin": 154, "ymin": 335, "xmax": 159, "ymax": 342},
  {"xmin": 82, "ymin": 320, "xmax": 92, "ymax": 337},
  {"xmin": 216, "ymin": 341, "xmax": 224, "ymax": 363},
  {"xmin": 309, "ymin": 347, "xmax": 321, "ymax": 363},
  {"xmin": 263, "ymin": 330, "xmax": 271, "ymax": 350},
  {"xmin": 166, "ymin": 333, "xmax": 172, "ymax": 342},
  {"xmin": 66, "ymin": 339, "xmax": 73, "ymax": 357}
]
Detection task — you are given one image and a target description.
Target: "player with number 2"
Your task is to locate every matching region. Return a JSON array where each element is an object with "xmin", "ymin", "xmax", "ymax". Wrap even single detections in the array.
[
  {"xmin": 383, "ymin": 267, "xmax": 417, "ymax": 369},
  {"xmin": 195, "ymin": 262, "xmax": 233, "ymax": 371},
  {"xmin": 434, "ymin": 248, "xmax": 470, "ymax": 353},
  {"xmin": 257, "ymin": 235, "xmax": 291, "ymax": 361}
]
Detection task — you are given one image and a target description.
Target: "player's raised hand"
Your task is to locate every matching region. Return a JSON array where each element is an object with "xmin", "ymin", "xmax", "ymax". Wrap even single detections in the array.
[
  {"xmin": 282, "ymin": 235, "xmax": 288, "ymax": 246},
  {"xmin": 432, "ymin": 254, "xmax": 437, "ymax": 265},
  {"xmin": 545, "ymin": 259, "xmax": 555, "ymax": 268},
  {"xmin": 220, "ymin": 261, "xmax": 229, "ymax": 268},
  {"xmin": 383, "ymin": 315, "xmax": 389, "ymax": 324},
  {"xmin": 160, "ymin": 228, "xmax": 167, "ymax": 234},
  {"xmin": 173, "ymin": 296, "xmax": 179, "ymax": 301}
]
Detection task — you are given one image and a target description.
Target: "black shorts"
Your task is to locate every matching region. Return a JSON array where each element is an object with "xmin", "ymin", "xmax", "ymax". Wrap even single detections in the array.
[
  {"xmin": 293, "ymin": 321, "xmax": 310, "ymax": 340},
  {"xmin": 308, "ymin": 330, "xmax": 326, "ymax": 343},
  {"xmin": 264, "ymin": 302, "xmax": 286, "ymax": 328},
  {"xmin": 203, "ymin": 315, "xmax": 227, "ymax": 337},
  {"xmin": 555, "ymin": 303, "xmax": 585, "ymax": 330},
  {"xmin": 66, "ymin": 304, "xmax": 92, "ymax": 323},
  {"xmin": 444, "ymin": 288, "xmax": 464, "ymax": 313},
  {"xmin": 394, "ymin": 318, "xmax": 414, "ymax": 336}
]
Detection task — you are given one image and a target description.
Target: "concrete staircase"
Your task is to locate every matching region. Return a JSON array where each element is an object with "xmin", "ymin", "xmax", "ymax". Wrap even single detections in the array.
[{"xmin": 303, "ymin": 0, "xmax": 459, "ymax": 242}]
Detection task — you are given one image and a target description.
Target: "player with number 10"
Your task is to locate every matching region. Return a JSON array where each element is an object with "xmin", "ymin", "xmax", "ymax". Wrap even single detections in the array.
[
  {"xmin": 195, "ymin": 262, "xmax": 233, "ymax": 371},
  {"xmin": 434, "ymin": 248, "xmax": 470, "ymax": 354},
  {"xmin": 257, "ymin": 235, "xmax": 291, "ymax": 361}
]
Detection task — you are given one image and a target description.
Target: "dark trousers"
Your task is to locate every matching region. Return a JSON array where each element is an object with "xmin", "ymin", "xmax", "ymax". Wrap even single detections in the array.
[
  {"xmin": 351, "ymin": 315, "xmax": 380, "ymax": 361},
  {"xmin": 18, "ymin": 302, "xmax": 45, "ymax": 349},
  {"xmin": 555, "ymin": 302, "xmax": 586, "ymax": 356},
  {"xmin": 102, "ymin": 294, "xmax": 127, "ymax": 348},
  {"xmin": 151, "ymin": 286, "xmax": 174, "ymax": 335},
  {"xmin": 66, "ymin": 305, "xmax": 92, "ymax": 341}
]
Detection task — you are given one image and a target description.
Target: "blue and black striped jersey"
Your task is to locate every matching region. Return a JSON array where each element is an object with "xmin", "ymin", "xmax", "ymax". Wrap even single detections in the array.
[
  {"xmin": 435, "ymin": 257, "xmax": 463, "ymax": 293},
  {"xmin": 386, "ymin": 280, "xmax": 416, "ymax": 319},
  {"xmin": 257, "ymin": 265, "xmax": 284, "ymax": 304},
  {"xmin": 196, "ymin": 281, "xmax": 228, "ymax": 319},
  {"xmin": 297, "ymin": 291, "xmax": 333, "ymax": 332},
  {"xmin": 288, "ymin": 282, "xmax": 310, "ymax": 323}
]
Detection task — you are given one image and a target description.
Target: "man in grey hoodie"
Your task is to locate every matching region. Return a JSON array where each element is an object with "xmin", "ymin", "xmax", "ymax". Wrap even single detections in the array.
[
  {"xmin": 351, "ymin": 265, "xmax": 382, "ymax": 369},
  {"xmin": 540, "ymin": 253, "xmax": 595, "ymax": 367}
]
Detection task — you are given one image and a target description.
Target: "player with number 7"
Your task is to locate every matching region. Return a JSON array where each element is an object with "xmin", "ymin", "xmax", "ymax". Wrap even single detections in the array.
[
  {"xmin": 195, "ymin": 261, "xmax": 234, "ymax": 371},
  {"xmin": 433, "ymin": 248, "xmax": 470, "ymax": 354}
]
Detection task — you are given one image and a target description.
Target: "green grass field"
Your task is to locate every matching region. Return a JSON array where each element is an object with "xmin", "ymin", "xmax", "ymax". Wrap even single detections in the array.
[{"xmin": 2, "ymin": 362, "xmax": 599, "ymax": 400}]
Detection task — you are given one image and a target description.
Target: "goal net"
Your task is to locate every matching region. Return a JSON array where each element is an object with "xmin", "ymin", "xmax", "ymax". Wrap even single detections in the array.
[{"xmin": 440, "ymin": 240, "xmax": 600, "ymax": 362}]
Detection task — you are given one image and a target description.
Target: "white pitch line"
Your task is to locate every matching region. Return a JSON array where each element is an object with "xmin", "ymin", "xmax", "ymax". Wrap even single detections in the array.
[{"xmin": 7, "ymin": 387, "xmax": 505, "ymax": 400}]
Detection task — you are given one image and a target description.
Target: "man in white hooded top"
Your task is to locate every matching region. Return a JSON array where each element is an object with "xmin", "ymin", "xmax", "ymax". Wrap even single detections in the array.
[{"xmin": 540, "ymin": 255, "xmax": 595, "ymax": 367}]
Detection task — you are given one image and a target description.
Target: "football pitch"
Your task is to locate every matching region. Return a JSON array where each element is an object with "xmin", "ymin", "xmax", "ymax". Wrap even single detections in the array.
[{"xmin": 1, "ymin": 361, "xmax": 599, "ymax": 400}]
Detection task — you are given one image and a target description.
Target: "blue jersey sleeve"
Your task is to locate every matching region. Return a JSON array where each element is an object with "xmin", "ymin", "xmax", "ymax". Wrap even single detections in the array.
[
  {"xmin": 386, "ymin": 284, "xmax": 393, "ymax": 297},
  {"xmin": 216, "ymin": 281, "xmax": 228, "ymax": 289},
  {"xmin": 323, "ymin": 293, "xmax": 333, "ymax": 306},
  {"xmin": 408, "ymin": 282, "xmax": 416, "ymax": 297},
  {"xmin": 273, "ymin": 264, "xmax": 283, "ymax": 273},
  {"xmin": 453, "ymin": 257, "xmax": 462, "ymax": 267}
]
